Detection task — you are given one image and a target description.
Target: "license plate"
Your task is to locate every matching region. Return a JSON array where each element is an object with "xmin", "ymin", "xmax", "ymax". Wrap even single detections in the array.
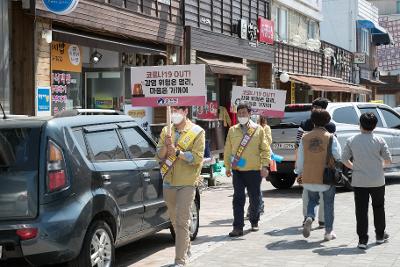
[
  {"xmin": 0, "ymin": 245, "xmax": 2, "ymax": 259},
  {"xmin": 272, "ymin": 143, "xmax": 295, "ymax": 150}
]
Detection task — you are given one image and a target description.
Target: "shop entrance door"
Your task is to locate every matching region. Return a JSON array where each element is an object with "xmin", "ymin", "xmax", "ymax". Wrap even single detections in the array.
[
  {"xmin": 219, "ymin": 76, "xmax": 241, "ymax": 125},
  {"xmin": 84, "ymin": 69, "xmax": 124, "ymax": 110}
]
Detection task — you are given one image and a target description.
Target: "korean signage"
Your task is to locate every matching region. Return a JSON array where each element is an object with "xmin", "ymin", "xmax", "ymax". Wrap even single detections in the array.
[
  {"xmin": 197, "ymin": 101, "xmax": 219, "ymax": 120},
  {"xmin": 258, "ymin": 18, "xmax": 274, "ymax": 45},
  {"xmin": 42, "ymin": 0, "xmax": 79, "ymax": 15},
  {"xmin": 51, "ymin": 41, "xmax": 82, "ymax": 73},
  {"xmin": 131, "ymin": 64, "xmax": 206, "ymax": 107},
  {"xmin": 36, "ymin": 87, "xmax": 51, "ymax": 116},
  {"xmin": 354, "ymin": 52, "xmax": 366, "ymax": 64},
  {"xmin": 51, "ymin": 41, "xmax": 81, "ymax": 115},
  {"xmin": 124, "ymin": 105, "xmax": 153, "ymax": 133},
  {"xmin": 231, "ymin": 86, "xmax": 287, "ymax": 118},
  {"xmin": 239, "ymin": 19, "xmax": 248, "ymax": 39}
]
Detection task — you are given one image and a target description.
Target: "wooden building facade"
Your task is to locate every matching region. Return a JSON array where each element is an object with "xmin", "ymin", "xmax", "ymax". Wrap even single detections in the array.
[
  {"xmin": 10, "ymin": 0, "xmax": 184, "ymax": 119},
  {"xmin": 181, "ymin": 0, "xmax": 275, "ymax": 153}
]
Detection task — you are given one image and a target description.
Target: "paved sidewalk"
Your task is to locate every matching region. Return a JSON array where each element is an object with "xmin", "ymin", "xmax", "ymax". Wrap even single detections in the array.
[{"xmin": 189, "ymin": 179, "xmax": 400, "ymax": 267}]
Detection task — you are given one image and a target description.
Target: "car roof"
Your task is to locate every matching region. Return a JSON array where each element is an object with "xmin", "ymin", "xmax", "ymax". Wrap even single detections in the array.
[{"xmin": 1, "ymin": 115, "xmax": 137, "ymax": 129}]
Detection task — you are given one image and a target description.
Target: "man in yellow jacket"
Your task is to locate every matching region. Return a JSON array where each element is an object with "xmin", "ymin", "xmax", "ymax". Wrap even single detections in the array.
[
  {"xmin": 157, "ymin": 106, "xmax": 205, "ymax": 266},
  {"xmin": 224, "ymin": 103, "xmax": 270, "ymax": 237}
]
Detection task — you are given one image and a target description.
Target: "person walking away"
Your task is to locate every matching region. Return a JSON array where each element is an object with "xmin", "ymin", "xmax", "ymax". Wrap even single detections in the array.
[
  {"xmin": 224, "ymin": 103, "xmax": 270, "ymax": 237},
  {"xmin": 157, "ymin": 106, "xmax": 205, "ymax": 266},
  {"xmin": 296, "ymin": 97, "xmax": 336, "ymax": 228},
  {"xmin": 295, "ymin": 109, "xmax": 341, "ymax": 241},
  {"xmin": 342, "ymin": 112, "xmax": 391, "ymax": 249}
]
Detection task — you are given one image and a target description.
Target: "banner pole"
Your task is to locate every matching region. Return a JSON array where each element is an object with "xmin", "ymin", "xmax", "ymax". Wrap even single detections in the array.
[{"xmin": 167, "ymin": 105, "xmax": 172, "ymax": 136}]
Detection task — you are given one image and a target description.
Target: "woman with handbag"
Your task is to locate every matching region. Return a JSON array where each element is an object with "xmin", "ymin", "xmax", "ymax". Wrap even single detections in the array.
[{"xmin": 295, "ymin": 109, "xmax": 342, "ymax": 241}]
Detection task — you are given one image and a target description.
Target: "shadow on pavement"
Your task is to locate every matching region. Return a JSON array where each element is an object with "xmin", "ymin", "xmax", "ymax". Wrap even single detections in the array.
[
  {"xmin": 312, "ymin": 245, "xmax": 367, "ymax": 256},
  {"xmin": 201, "ymin": 218, "xmax": 233, "ymax": 228},
  {"xmin": 262, "ymin": 185, "xmax": 302, "ymax": 199},
  {"xmin": 115, "ymin": 232, "xmax": 173, "ymax": 267},
  {"xmin": 192, "ymin": 234, "xmax": 229, "ymax": 245},
  {"xmin": 266, "ymin": 239, "xmax": 324, "ymax": 250},
  {"xmin": 265, "ymin": 226, "xmax": 303, "ymax": 236}
]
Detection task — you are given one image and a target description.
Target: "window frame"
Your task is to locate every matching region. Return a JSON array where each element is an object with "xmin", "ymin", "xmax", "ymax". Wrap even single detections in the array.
[
  {"xmin": 397, "ymin": 0, "xmax": 400, "ymax": 14},
  {"xmin": 85, "ymin": 129, "xmax": 129, "ymax": 162},
  {"xmin": 118, "ymin": 126, "xmax": 157, "ymax": 160},
  {"xmin": 332, "ymin": 106, "xmax": 359, "ymax": 125},
  {"xmin": 378, "ymin": 107, "xmax": 400, "ymax": 129},
  {"xmin": 307, "ymin": 20, "xmax": 317, "ymax": 39},
  {"xmin": 360, "ymin": 28, "xmax": 370, "ymax": 55},
  {"xmin": 275, "ymin": 6, "xmax": 288, "ymax": 42}
]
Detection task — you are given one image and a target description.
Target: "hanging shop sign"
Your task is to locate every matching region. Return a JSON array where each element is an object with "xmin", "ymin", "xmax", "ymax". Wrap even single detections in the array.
[
  {"xmin": 42, "ymin": 0, "xmax": 79, "ymax": 15},
  {"xmin": 258, "ymin": 18, "xmax": 274, "ymax": 45},
  {"xmin": 239, "ymin": 19, "xmax": 248, "ymax": 39},
  {"xmin": 124, "ymin": 105, "xmax": 153, "ymax": 133},
  {"xmin": 36, "ymin": 87, "xmax": 51, "ymax": 116},
  {"xmin": 130, "ymin": 64, "xmax": 206, "ymax": 107},
  {"xmin": 51, "ymin": 41, "xmax": 82, "ymax": 73},
  {"xmin": 354, "ymin": 53, "xmax": 366, "ymax": 64},
  {"xmin": 231, "ymin": 86, "xmax": 287, "ymax": 118}
]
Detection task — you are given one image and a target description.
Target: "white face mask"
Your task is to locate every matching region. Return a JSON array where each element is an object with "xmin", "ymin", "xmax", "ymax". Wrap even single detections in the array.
[
  {"xmin": 171, "ymin": 112, "xmax": 184, "ymax": 125},
  {"xmin": 238, "ymin": 116, "xmax": 249, "ymax": 125}
]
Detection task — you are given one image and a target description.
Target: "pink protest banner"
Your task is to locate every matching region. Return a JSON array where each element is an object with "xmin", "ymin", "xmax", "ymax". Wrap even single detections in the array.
[
  {"xmin": 231, "ymin": 86, "xmax": 287, "ymax": 118},
  {"xmin": 131, "ymin": 64, "xmax": 206, "ymax": 107}
]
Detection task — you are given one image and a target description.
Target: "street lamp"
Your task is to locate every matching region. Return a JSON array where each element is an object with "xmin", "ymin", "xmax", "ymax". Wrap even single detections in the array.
[{"xmin": 279, "ymin": 72, "xmax": 290, "ymax": 83}]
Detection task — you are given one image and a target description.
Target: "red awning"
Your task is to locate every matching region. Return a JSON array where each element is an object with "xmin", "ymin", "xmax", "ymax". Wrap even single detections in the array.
[{"xmin": 290, "ymin": 75, "xmax": 371, "ymax": 94}]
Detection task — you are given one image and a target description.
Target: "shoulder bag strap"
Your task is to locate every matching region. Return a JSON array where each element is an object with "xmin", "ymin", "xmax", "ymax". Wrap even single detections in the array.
[{"xmin": 325, "ymin": 135, "xmax": 333, "ymax": 167}]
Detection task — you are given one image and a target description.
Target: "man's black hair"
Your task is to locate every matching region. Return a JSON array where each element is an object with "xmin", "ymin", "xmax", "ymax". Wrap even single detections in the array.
[
  {"xmin": 237, "ymin": 103, "xmax": 252, "ymax": 113},
  {"xmin": 312, "ymin": 97, "xmax": 329, "ymax": 110},
  {"xmin": 360, "ymin": 112, "xmax": 378, "ymax": 131},
  {"xmin": 311, "ymin": 109, "xmax": 331, "ymax": 127}
]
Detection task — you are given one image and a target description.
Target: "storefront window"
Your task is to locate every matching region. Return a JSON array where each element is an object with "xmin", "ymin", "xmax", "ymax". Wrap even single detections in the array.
[
  {"xmin": 247, "ymin": 63, "xmax": 258, "ymax": 87},
  {"xmin": 86, "ymin": 71, "xmax": 123, "ymax": 110},
  {"xmin": 192, "ymin": 73, "xmax": 219, "ymax": 119}
]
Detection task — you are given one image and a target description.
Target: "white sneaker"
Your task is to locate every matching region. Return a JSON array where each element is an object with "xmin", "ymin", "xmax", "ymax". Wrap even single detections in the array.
[
  {"xmin": 324, "ymin": 231, "xmax": 337, "ymax": 241},
  {"xmin": 358, "ymin": 242, "xmax": 367, "ymax": 249},
  {"xmin": 303, "ymin": 217, "xmax": 313, "ymax": 238}
]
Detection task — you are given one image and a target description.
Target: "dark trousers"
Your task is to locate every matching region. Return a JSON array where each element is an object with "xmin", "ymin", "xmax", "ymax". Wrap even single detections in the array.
[
  {"xmin": 353, "ymin": 186, "xmax": 386, "ymax": 243},
  {"xmin": 232, "ymin": 170, "xmax": 262, "ymax": 229}
]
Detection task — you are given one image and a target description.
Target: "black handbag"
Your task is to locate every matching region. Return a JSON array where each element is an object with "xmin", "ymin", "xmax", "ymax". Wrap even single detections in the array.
[{"xmin": 323, "ymin": 135, "xmax": 344, "ymax": 186}]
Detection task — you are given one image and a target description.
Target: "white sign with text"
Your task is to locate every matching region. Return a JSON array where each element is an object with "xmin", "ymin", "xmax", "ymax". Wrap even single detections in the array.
[{"xmin": 231, "ymin": 86, "xmax": 287, "ymax": 118}]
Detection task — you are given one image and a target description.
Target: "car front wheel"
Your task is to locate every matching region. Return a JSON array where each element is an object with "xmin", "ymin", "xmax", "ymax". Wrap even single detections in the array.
[{"xmin": 69, "ymin": 220, "xmax": 115, "ymax": 267}]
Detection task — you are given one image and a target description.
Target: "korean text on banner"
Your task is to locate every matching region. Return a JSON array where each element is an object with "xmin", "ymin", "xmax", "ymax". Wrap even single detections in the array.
[
  {"xmin": 231, "ymin": 86, "xmax": 287, "ymax": 118},
  {"xmin": 131, "ymin": 64, "xmax": 206, "ymax": 107}
]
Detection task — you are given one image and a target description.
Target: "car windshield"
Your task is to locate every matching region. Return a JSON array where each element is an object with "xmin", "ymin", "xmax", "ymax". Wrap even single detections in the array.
[{"xmin": 268, "ymin": 105, "xmax": 312, "ymax": 127}]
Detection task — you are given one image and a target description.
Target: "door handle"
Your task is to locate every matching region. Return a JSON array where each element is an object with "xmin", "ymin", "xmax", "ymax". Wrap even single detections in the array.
[{"xmin": 101, "ymin": 174, "xmax": 111, "ymax": 184}]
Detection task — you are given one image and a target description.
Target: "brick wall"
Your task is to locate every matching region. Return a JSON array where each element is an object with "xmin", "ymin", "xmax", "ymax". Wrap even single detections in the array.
[{"xmin": 35, "ymin": 19, "xmax": 51, "ymax": 89}]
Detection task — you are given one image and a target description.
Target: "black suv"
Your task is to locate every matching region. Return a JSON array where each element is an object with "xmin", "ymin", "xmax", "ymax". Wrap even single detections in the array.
[{"xmin": 0, "ymin": 114, "xmax": 200, "ymax": 266}]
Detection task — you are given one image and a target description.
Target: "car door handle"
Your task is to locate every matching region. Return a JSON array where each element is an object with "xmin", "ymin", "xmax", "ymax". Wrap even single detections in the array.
[{"xmin": 101, "ymin": 174, "xmax": 111, "ymax": 184}]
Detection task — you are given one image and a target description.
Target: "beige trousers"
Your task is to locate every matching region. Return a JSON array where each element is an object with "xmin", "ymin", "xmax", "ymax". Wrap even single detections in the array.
[{"xmin": 164, "ymin": 186, "xmax": 196, "ymax": 265}]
